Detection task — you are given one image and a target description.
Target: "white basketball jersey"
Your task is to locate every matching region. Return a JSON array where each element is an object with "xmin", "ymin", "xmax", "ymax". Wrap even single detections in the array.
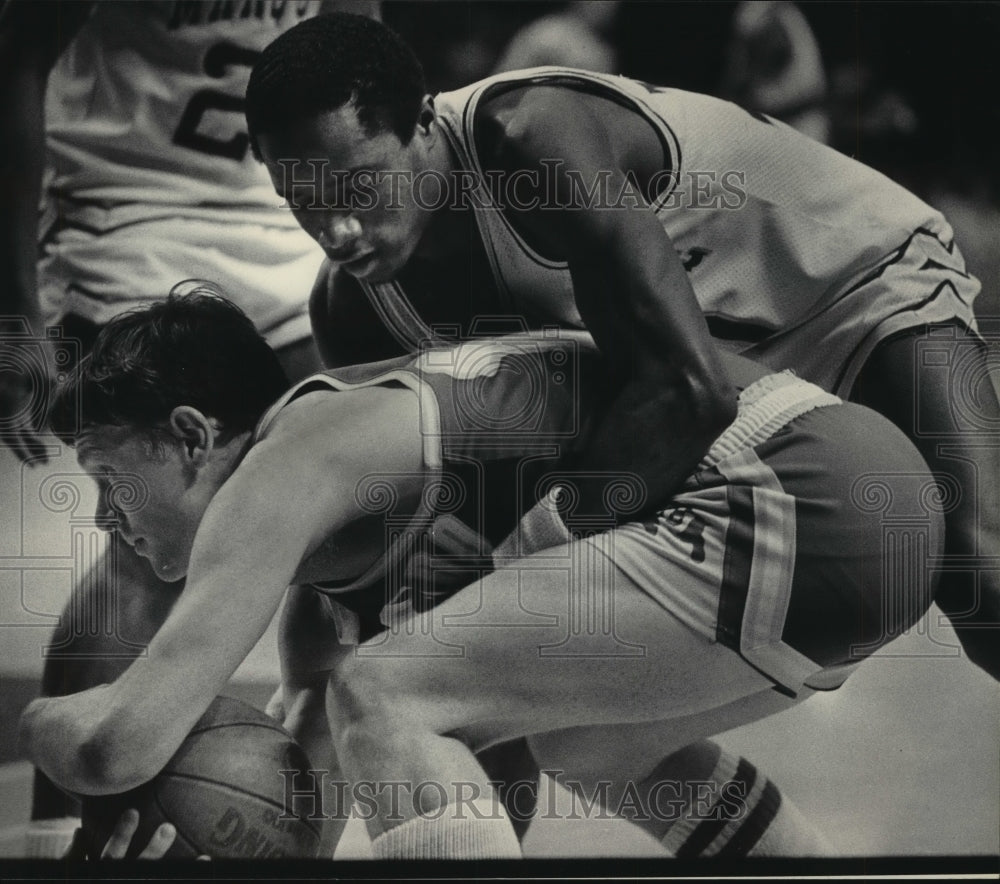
[
  {"xmin": 361, "ymin": 67, "xmax": 980, "ymax": 393},
  {"xmin": 39, "ymin": 1, "xmax": 327, "ymax": 344},
  {"xmin": 45, "ymin": 0, "xmax": 322, "ymax": 219}
]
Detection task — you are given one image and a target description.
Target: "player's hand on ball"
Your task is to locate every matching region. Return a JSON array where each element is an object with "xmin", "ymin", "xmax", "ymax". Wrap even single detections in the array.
[{"xmin": 93, "ymin": 809, "xmax": 208, "ymax": 860}]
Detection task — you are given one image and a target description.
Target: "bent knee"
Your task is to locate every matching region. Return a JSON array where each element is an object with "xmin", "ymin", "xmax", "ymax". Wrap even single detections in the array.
[{"xmin": 326, "ymin": 652, "xmax": 460, "ymax": 751}]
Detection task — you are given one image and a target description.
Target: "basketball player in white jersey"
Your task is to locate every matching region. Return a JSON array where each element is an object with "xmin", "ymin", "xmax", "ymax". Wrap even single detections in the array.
[
  {"xmin": 245, "ymin": 14, "xmax": 998, "ymax": 686},
  {"xmin": 0, "ymin": 0, "xmax": 376, "ymax": 855},
  {"xmin": 20, "ymin": 292, "xmax": 942, "ymax": 860}
]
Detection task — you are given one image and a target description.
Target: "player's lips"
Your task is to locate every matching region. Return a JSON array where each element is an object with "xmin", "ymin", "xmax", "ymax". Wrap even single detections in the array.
[
  {"xmin": 326, "ymin": 248, "xmax": 370, "ymax": 264},
  {"xmin": 330, "ymin": 251, "xmax": 375, "ymax": 273}
]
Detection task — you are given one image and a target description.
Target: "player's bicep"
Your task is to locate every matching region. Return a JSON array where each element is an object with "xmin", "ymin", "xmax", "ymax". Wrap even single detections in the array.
[
  {"xmin": 487, "ymin": 95, "xmax": 646, "ymax": 250},
  {"xmin": 493, "ymin": 99, "xmax": 711, "ymax": 372}
]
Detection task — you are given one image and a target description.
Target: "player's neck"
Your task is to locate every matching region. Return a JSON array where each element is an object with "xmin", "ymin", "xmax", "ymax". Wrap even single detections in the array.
[{"xmin": 410, "ymin": 127, "xmax": 474, "ymax": 262}]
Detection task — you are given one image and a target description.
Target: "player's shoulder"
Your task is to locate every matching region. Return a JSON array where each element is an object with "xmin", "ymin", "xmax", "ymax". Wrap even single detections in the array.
[
  {"xmin": 473, "ymin": 81, "xmax": 604, "ymax": 167},
  {"xmin": 254, "ymin": 375, "xmax": 419, "ymax": 478}
]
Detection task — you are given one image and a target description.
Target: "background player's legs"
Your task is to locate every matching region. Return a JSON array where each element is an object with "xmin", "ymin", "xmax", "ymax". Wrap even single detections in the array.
[
  {"xmin": 851, "ymin": 324, "xmax": 1000, "ymax": 678},
  {"xmin": 326, "ymin": 542, "xmax": 802, "ymax": 858},
  {"xmin": 528, "ymin": 695, "xmax": 835, "ymax": 857}
]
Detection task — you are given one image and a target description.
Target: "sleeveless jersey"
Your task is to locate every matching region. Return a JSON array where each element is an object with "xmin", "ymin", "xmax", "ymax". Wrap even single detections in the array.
[
  {"xmin": 357, "ymin": 67, "xmax": 981, "ymax": 394},
  {"xmin": 252, "ymin": 332, "xmax": 602, "ymax": 625},
  {"xmin": 39, "ymin": 1, "xmax": 326, "ymax": 345},
  {"xmin": 44, "ymin": 0, "xmax": 321, "ymax": 218}
]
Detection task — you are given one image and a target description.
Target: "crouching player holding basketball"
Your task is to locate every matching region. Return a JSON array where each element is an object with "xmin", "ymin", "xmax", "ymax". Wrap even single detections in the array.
[{"xmin": 20, "ymin": 291, "xmax": 942, "ymax": 859}]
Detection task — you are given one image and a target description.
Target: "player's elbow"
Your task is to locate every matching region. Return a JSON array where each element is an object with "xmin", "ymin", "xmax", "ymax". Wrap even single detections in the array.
[
  {"xmin": 75, "ymin": 726, "xmax": 159, "ymax": 795},
  {"xmin": 665, "ymin": 368, "xmax": 737, "ymax": 443}
]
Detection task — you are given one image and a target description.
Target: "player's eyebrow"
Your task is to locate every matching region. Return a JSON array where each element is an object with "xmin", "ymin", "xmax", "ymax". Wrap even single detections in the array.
[{"xmin": 74, "ymin": 429, "xmax": 114, "ymax": 467}]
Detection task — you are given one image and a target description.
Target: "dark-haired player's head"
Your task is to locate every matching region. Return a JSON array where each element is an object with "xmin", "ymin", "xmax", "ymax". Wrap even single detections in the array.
[
  {"xmin": 246, "ymin": 12, "xmax": 426, "ymax": 154},
  {"xmin": 49, "ymin": 283, "xmax": 291, "ymax": 582},
  {"xmin": 246, "ymin": 13, "xmax": 446, "ymax": 284}
]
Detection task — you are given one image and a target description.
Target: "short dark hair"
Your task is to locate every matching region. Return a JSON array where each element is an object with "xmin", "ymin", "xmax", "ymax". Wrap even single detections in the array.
[
  {"xmin": 246, "ymin": 12, "xmax": 426, "ymax": 158},
  {"xmin": 48, "ymin": 283, "xmax": 290, "ymax": 446}
]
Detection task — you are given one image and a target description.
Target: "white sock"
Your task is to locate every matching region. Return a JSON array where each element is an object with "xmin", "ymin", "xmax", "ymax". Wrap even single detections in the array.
[{"xmin": 369, "ymin": 799, "xmax": 521, "ymax": 859}]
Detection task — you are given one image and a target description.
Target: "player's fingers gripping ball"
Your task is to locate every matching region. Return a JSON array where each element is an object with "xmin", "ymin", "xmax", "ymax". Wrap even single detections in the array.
[{"xmin": 79, "ymin": 697, "xmax": 323, "ymax": 859}]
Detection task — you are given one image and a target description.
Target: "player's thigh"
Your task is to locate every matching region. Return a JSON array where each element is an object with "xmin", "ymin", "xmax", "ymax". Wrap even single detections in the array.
[
  {"xmin": 527, "ymin": 687, "xmax": 803, "ymax": 786},
  {"xmin": 850, "ymin": 325, "xmax": 999, "ymax": 518},
  {"xmin": 851, "ymin": 322, "xmax": 999, "ymax": 438},
  {"xmin": 329, "ymin": 539, "xmax": 782, "ymax": 747}
]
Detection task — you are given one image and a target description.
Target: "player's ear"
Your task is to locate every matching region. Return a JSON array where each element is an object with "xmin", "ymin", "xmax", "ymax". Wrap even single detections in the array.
[
  {"xmin": 168, "ymin": 406, "xmax": 214, "ymax": 466},
  {"xmin": 416, "ymin": 95, "xmax": 436, "ymax": 136}
]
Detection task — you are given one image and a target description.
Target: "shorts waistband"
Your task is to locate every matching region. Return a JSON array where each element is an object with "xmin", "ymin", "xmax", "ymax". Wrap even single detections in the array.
[{"xmin": 701, "ymin": 371, "xmax": 842, "ymax": 468}]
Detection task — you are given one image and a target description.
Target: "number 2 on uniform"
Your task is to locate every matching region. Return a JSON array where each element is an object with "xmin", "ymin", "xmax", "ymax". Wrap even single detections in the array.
[{"xmin": 172, "ymin": 43, "xmax": 261, "ymax": 160}]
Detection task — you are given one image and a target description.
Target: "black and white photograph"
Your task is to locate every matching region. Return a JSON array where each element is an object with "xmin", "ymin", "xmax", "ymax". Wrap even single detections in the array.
[{"xmin": 0, "ymin": 1, "xmax": 997, "ymax": 878}]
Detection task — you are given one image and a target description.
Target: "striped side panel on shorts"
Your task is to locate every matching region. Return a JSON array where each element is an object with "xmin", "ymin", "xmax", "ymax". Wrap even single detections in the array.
[{"xmin": 712, "ymin": 446, "xmax": 820, "ymax": 696}]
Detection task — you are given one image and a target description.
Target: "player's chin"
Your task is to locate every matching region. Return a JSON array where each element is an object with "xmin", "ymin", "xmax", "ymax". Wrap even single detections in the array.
[
  {"xmin": 149, "ymin": 556, "xmax": 187, "ymax": 584},
  {"xmin": 342, "ymin": 252, "xmax": 392, "ymax": 282}
]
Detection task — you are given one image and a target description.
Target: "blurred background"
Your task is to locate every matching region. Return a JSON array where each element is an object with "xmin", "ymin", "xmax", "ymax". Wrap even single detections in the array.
[{"xmin": 1, "ymin": 0, "xmax": 997, "ymax": 861}]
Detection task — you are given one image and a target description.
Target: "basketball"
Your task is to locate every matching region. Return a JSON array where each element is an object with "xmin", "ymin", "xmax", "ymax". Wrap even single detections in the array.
[{"xmin": 79, "ymin": 696, "xmax": 324, "ymax": 859}]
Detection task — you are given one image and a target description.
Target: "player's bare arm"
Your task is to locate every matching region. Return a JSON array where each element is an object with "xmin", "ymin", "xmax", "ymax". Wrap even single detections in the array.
[
  {"xmin": 476, "ymin": 86, "xmax": 737, "ymax": 515},
  {"xmin": 19, "ymin": 385, "xmax": 423, "ymax": 794},
  {"xmin": 0, "ymin": 0, "xmax": 92, "ymax": 460}
]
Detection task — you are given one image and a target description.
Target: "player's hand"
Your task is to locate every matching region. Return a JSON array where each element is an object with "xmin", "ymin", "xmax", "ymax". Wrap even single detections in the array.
[
  {"xmin": 99, "ymin": 809, "xmax": 177, "ymax": 860},
  {"xmin": 91, "ymin": 809, "xmax": 211, "ymax": 860},
  {"xmin": 0, "ymin": 335, "xmax": 56, "ymax": 464}
]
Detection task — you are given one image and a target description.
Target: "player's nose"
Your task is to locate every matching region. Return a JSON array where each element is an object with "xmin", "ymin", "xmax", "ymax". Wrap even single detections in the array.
[{"xmin": 318, "ymin": 214, "xmax": 362, "ymax": 255}]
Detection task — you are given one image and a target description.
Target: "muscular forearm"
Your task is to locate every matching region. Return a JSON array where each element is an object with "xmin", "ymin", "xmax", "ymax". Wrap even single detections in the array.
[
  {"xmin": 486, "ymin": 94, "xmax": 737, "ymax": 517},
  {"xmin": 576, "ymin": 372, "xmax": 733, "ymax": 522},
  {"xmin": 569, "ymin": 223, "xmax": 736, "ymax": 519}
]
